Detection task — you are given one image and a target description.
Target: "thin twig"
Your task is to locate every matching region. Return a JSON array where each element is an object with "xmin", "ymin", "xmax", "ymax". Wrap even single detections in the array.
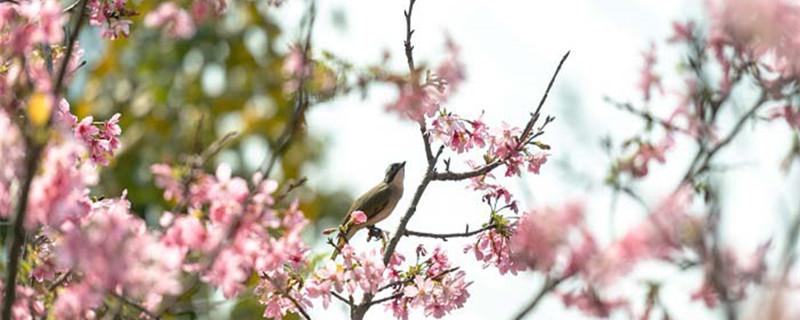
[
  {"xmin": 403, "ymin": 224, "xmax": 497, "ymax": 240},
  {"xmin": 432, "ymin": 51, "xmax": 569, "ymax": 181},
  {"xmin": 157, "ymin": 2, "xmax": 317, "ymax": 316},
  {"xmin": 681, "ymin": 91, "xmax": 767, "ymax": 184},
  {"xmin": 375, "ymin": 267, "xmax": 459, "ymax": 294},
  {"xmin": 331, "ymin": 291, "xmax": 355, "ymax": 309},
  {"xmin": 605, "ymin": 97, "xmax": 692, "ymax": 135},
  {"xmin": 259, "ymin": 0, "xmax": 317, "ymax": 178},
  {"xmin": 46, "ymin": 271, "xmax": 72, "ymax": 291},
  {"xmin": 261, "ymin": 274, "xmax": 312, "ymax": 320}
]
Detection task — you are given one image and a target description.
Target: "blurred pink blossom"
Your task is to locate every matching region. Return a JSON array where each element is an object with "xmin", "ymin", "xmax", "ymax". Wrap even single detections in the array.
[{"xmin": 145, "ymin": 2, "xmax": 196, "ymax": 39}]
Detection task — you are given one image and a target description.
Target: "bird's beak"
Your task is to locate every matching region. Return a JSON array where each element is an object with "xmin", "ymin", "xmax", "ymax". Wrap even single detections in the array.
[{"xmin": 400, "ymin": 161, "xmax": 406, "ymax": 168}]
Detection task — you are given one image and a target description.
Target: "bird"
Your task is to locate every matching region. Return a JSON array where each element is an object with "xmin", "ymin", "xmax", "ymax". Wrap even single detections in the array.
[{"xmin": 330, "ymin": 161, "xmax": 406, "ymax": 260}]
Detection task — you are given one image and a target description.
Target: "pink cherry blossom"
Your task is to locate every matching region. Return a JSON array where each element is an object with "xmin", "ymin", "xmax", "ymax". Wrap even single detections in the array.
[
  {"xmin": 466, "ymin": 227, "xmax": 527, "ymax": 275},
  {"xmin": 144, "ymin": 2, "xmax": 196, "ymax": 39},
  {"xmin": 768, "ymin": 105, "xmax": 800, "ymax": 130},
  {"xmin": 388, "ymin": 247, "xmax": 472, "ymax": 318},
  {"xmin": 18, "ymin": 0, "xmax": 64, "ymax": 44},
  {"xmin": 386, "ymin": 84, "xmax": 443, "ymax": 122},
  {"xmin": 585, "ymin": 187, "xmax": 698, "ymax": 283},
  {"xmin": 151, "ymin": 163, "xmax": 185, "ymax": 202},
  {"xmin": 618, "ymin": 135, "xmax": 674, "ymax": 178},
  {"xmin": 191, "ymin": 0, "xmax": 227, "ymax": 23},
  {"xmin": 26, "ymin": 141, "xmax": 94, "ymax": 229},
  {"xmin": 560, "ymin": 287, "xmax": 629, "ymax": 318},
  {"xmin": 0, "ymin": 283, "xmax": 45, "ymax": 320},
  {"xmin": 637, "ymin": 43, "xmax": 663, "ymax": 102},
  {"xmin": 510, "ymin": 202, "xmax": 585, "ymax": 272},
  {"xmin": 350, "ymin": 210, "xmax": 368, "ymax": 224},
  {"xmin": 430, "ymin": 112, "xmax": 489, "ymax": 153},
  {"xmin": 0, "ymin": 110, "xmax": 24, "ymax": 218}
]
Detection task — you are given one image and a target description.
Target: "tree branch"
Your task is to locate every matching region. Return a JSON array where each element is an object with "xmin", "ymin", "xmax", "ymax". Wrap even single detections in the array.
[
  {"xmin": 432, "ymin": 50, "xmax": 569, "ymax": 182},
  {"xmin": 259, "ymin": 0, "xmax": 317, "ymax": 179},
  {"xmin": 403, "ymin": 224, "xmax": 497, "ymax": 241},
  {"xmin": 3, "ymin": 1, "xmax": 89, "ymax": 319},
  {"xmin": 681, "ymin": 91, "xmax": 767, "ymax": 184}
]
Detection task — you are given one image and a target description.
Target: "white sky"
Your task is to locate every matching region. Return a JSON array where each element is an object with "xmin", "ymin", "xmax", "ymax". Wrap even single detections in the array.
[{"xmin": 266, "ymin": 1, "xmax": 800, "ymax": 319}]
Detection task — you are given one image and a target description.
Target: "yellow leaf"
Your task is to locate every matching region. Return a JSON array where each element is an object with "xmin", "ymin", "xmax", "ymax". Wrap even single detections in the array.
[{"xmin": 27, "ymin": 92, "xmax": 52, "ymax": 127}]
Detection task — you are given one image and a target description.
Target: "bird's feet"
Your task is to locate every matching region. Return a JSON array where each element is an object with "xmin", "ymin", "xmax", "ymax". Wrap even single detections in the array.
[{"xmin": 367, "ymin": 226, "xmax": 386, "ymax": 242}]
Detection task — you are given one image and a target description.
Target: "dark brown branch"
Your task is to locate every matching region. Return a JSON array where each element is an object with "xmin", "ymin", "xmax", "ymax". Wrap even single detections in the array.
[
  {"xmin": 513, "ymin": 275, "xmax": 566, "ymax": 320},
  {"xmin": 331, "ymin": 291, "xmax": 355, "ymax": 309},
  {"xmin": 403, "ymin": 224, "xmax": 497, "ymax": 241},
  {"xmin": 2, "ymin": 144, "xmax": 41, "ymax": 320},
  {"xmin": 274, "ymin": 177, "xmax": 308, "ymax": 204},
  {"xmin": 529, "ymin": 50, "xmax": 570, "ymax": 134}
]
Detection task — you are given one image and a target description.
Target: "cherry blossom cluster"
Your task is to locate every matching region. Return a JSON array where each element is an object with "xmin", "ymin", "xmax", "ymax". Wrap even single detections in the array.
[
  {"xmin": 388, "ymin": 246, "xmax": 471, "ymax": 319},
  {"xmin": 304, "ymin": 244, "xmax": 472, "ymax": 319},
  {"xmin": 87, "ymin": 0, "xmax": 136, "ymax": 39}
]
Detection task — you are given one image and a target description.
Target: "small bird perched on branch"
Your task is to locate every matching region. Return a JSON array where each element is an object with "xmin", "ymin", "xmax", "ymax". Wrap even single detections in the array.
[{"xmin": 329, "ymin": 161, "xmax": 406, "ymax": 260}]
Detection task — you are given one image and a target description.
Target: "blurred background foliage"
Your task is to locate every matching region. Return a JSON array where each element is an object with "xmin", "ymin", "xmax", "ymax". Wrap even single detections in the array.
[
  {"xmin": 69, "ymin": 1, "xmax": 355, "ymax": 316},
  {"xmin": 73, "ymin": 0, "xmax": 353, "ymax": 228}
]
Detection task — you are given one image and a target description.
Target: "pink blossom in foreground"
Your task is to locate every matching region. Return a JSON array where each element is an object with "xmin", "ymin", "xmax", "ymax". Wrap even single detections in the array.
[
  {"xmin": 0, "ymin": 283, "xmax": 45, "ymax": 320},
  {"xmin": 55, "ymin": 195, "xmax": 183, "ymax": 314},
  {"xmin": 26, "ymin": 141, "xmax": 94, "ymax": 229},
  {"xmin": 144, "ymin": 2, "xmax": 196, "ymax": 39},
  {"xmin": 18, "ymin": 0, "xmax": 64, "ymax": 44},
  {"xmin": 0, "ymin": 110, "xmax": 24, "ymax": 218}
]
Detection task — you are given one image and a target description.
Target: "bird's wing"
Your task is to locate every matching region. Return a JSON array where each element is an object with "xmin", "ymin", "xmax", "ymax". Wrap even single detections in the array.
[{"xmin": 343, "ymin": 183, "xmax": 391, "ymax": 224}]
